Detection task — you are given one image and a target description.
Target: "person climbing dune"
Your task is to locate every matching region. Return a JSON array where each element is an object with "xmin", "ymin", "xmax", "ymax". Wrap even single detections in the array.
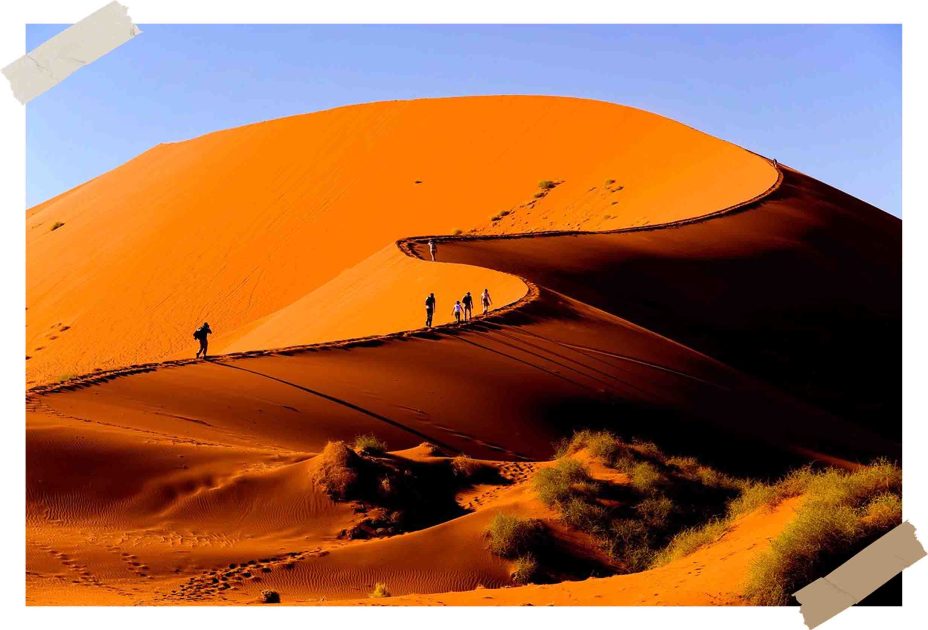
[
  {"xmin": 462, "ymin": 291, "xmax": 474, "ymax": 321},
  {"xmin": 452, "ymin": 300, "xmax": 463, "ymax": 324},
  {"xmin": 194, "ymin": 322, "xmax": 212, "ymax": 359},
  {"xmin": 481, "ymin": 288, "xmax": 493, "ymax": 315},
  {"xmin": 425, "ymin": 292, "xmax": 436, "ymax": 328},
  {"xmin": 428, "ymin": 239, "xmax": 437, "ymax": 262}
]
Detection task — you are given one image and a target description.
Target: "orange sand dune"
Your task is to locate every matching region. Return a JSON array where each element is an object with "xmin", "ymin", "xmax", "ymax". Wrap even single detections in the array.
[
  {"xmin": 26, "ymin": 97, "xmax": 899, "ymax": 606},
  {"xmin": 26, "ymin": 95, "xmax": 774, "ymax": 385}
]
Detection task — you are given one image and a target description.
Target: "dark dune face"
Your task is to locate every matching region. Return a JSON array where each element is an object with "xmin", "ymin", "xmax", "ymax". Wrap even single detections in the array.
[{"xmin": 437, "ymin": 167, "xmax": 901, "ymax": 443}]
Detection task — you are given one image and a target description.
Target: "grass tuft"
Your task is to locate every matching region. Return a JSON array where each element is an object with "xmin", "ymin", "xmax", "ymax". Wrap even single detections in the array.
[
  {"xmin": 369, "ymin": 582, "xmax": 391, "ymax": 598},
  {"xmin": 50, "ymin": 221, "xmax": 65, "ymax": 231},
  {"xmin": 486, "ymin": 513, "xmax": 545, "ymax": 558},
  {"xmin": 353, "ymin": 434, "xmax": 387, "ymax": 455}
]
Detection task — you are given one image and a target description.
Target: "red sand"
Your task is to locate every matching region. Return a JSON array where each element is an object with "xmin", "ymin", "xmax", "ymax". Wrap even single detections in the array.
[{"xmin": 25, "ymin": 96, "xmax": 899, "ymax": 605}]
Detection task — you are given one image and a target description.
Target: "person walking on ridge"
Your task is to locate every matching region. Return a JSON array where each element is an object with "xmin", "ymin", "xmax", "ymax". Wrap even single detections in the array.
[
  {"xmin": 462, "ymin": 291, "xmax": 474, "ymax": 322},
  {"xmin": 425, "ymin": 292, "xmax": 436, "ymax": 328},
  {"xmin": 428, "ymin": 239, "xmax": 437, "ymax": 262},
  {"xmin": 481, "ymin": 288, "xmax": 493, "ymax": 315},
  {"xmin": 452, "ymin": 300, "xmax": 463, "ymax": 324},
  {"xmin": 194, "ymin": 321, "xmax": 212, "ymax": 359}
]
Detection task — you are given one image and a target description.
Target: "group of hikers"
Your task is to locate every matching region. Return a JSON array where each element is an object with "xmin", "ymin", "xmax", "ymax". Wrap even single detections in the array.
[
  {"xmin": 192, "ymin": 238, "xmax": 493, "ymax": 357},
  {"xmin": 425, "ymin": 288, "xmax": 492, "ymax": 328},
  {"xmin": 425, "ymin": 240, "xmax": 494, "ymax": 327}
]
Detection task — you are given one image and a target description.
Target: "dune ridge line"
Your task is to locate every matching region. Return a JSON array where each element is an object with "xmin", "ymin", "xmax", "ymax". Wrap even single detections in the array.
[{"xmin": 27, "ymin": 159, "xmax": 782, "ymax": 399}]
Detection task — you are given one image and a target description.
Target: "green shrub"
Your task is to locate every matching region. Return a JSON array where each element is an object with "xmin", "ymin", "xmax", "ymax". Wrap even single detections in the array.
[
  {"xmin": 636, "ymin": 496, "xmax": 674, "ymax": 526},
  {"xmin": 652, "ymin": 519, "xmax": 729, "ymax": 567},
  {"xmin": 486, "ymin": 513, "xmax": 544, "ymax": 558},
  {"xmin": 744, "ymin": 460, "xmax": 902, "ymax": 605},
  {"xmin": 561, "ymin": 496, "xmax": 608, "ymax": 535},
  {"xmin": 534, "ymin": 458, "xmax": 594, "ymax": 506},
  {"xmin": 353, "ymin": 434, "xmax": 387, "ymax": 455},
  {"xmin": 629, "ymin": 462, "xmax": 663, "ymax": 494},
  {"xmin": 510, "ymin": 554, "xmax": 539, "ymax": 585},
  {"xmin": 451, "ymin": 454, "xmax": 487, "ymax": 481}
]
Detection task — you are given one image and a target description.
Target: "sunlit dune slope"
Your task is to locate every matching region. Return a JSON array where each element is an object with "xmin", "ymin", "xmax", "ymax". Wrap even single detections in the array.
[{"xmin": 27, "ymin": 95, "xmax": 775, "ymax": 385}]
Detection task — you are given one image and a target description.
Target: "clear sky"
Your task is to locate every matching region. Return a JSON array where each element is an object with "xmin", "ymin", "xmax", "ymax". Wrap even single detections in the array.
[{"xmin": 26, "ymin": 24, "xmax": 901, "ymax": 216}]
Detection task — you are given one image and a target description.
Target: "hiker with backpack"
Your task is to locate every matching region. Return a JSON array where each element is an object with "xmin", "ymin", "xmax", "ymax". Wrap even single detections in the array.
[
  {"xmin": 425, "ymin": 292, "xmax": 436, "ymax": 328},
  {"xmin": 481, "ymin": 288, "xmax": 492, "ymax": 315},
  {"xmin": 452, "ymin": 300, "xmax": 463, "ymax": 324},
  {"xmin": 428, "ymin": 239, "xmax": 437, "ymax": 262},
  {"xmin": 194, "ymin": 322, "xmax": 212, "ymax": 358},
  {"xmin": 462, "ymin": 291, "xmax": 474, "ymax": 321}
]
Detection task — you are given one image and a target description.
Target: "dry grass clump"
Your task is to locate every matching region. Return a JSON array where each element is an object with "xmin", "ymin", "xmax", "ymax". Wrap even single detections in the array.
[
  {"xmin": 260, "ymin": 589, "xmax": 280, "ymax": 604},
  {"xmin": 510, "ymin": 554, "xmax": 539, "ymax": 585},
  {"xmin": 486, "ymin": 513, "xmax": 545, "ymax": 558},
  {"xmin": 353, "ymin": 434, "xmax": 387, "ymax": 455},
  {"xmin": 651, "ymin": 519, "xmax": 729, "ymax": 566},
  {"xmin": 369, "ymin": 582, "xmax": 391, "ymax": 598},
  {"xmin": 451, "ymin": 454, "xmax": 490, "ymax": 481},
  {"xmin": 534, "ymin": 457, "xmax": 598, "ymax": 505},
  {"xmin": 744, "ymin": 459, "xmax": 901, "ymax": 605},
  {"xmin": 538, "ymin": 180, "xmax": 557, "ymax": 190},
  {"xmin": 50, "ymin": 221, "xmax": 65, "ymax": 231},
  {"xmin": 315, "ymin": 441, "xmax": 360, "ymax": 500}
]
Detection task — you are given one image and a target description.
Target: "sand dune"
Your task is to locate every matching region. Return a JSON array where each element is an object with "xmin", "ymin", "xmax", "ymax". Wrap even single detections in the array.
[
  {"xmin": 26, "ymin": 95, "xmax": 774, "ymax": 386},
  {"xmin": 25, "ymin": 96, "xmax": 899, "ymax": 605}
]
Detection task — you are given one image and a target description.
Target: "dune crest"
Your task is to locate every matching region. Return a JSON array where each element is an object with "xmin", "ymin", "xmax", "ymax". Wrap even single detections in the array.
[{"xmin": 27, "ymin": 95, "xmax": 775, "ymax": 385}]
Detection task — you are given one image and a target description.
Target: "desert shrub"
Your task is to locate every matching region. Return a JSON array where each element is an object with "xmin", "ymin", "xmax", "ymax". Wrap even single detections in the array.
[
  {"xmin": 50, "ymin": 221, "xmax": 65, "ymax": 231},
  {"xmin": 260, "ymin": 589, "xmax": 280, "ymax": 604},
  {"xmin": 452, "ymin": 228, "xmax": 463, "ymax": 236},
  {"xmin": 605, "ymin": 178, "xmax": 615, "ymax": 185},
  {"xmin": 369, "ymin": 582, "xmax": 391, "ymax": 598},
  {"xmin": 743, "ymin": 460, "xmax": 901, "ymax": 605},
  {"xmin": 353, "ymin": 434, "xmax": 387, "ymax": 455},
  {"xmin": 538, "ymin": 180, "xmax": 557, "ymax": 190},
  {"xmin": 628, "ymin": 462, "xmax": 663, "ymax": 494},
  {"xmin": 636, "ymin": 496, "xmax": 674, "ymax": 526},
  {"xmin": 603, "ymin": 519, "xmax": 654, "ymax": 570},
  {"xmin": 451, "ymin": 454, "xmax": 488, "ymax": 481},
  {"xmin": 652, "ymin": 519, "xmax": 729, "ymax": 567},
  {"xmin": 315, "ymin": 441, "xmax": 359, "ymax": 499},
  {"xmin": 486, "ymin": 513, "xmax": 545, "ymax": 558},
  {"xmin": 534, "ymin": 458, "xmax": 595, "ymax": 506},
  {"xmin": 561, "ymin": 496, "xmax": 608, "ymax": 535},
  {"xmin": 510, "ymin": 554, "xmax": 539, "ymax": 585},
  {"xmin": 728, "ymin": 466, "xmax": 814, "ymax": 518},
  {"xmin": 533, "ymin": 192, "xmax": 546, "ymax": 199}
]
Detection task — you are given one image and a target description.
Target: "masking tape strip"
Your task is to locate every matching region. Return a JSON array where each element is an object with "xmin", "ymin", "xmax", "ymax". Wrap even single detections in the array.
[
  {"xmin": 2, "ymin": 2, "xmax": 140, "ymax": 104},
  {"xmin": 794, "ymin": 521, "xmax": 926, "ymax": 628}
]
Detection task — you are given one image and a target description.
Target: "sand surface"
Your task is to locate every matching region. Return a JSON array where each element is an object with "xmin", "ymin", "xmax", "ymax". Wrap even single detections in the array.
[{"xmin": 25, "ymin": 96, "xmax": 899, "ymax": 605}]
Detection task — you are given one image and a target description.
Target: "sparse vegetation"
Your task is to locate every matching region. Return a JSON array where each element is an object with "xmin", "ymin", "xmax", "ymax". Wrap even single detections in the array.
[
  {"xmin": 533, "ymin": 192, "xmax": 546, "ymax": 199},
  {"xmin": 451, "ymin": 454, "xmax": 489, "ymax": 481},
  {"xmin": 260, "ymin": 589, "xmax": 280, "ymax": 604},
  {"xmin": 452, "ymin": 228, "xmax": 463, "ymax": 236},
  {"xmin": 491, "ymin": 210, "xmax": 512, "ymax": 222},
  {"xmin": 510, "ymin": 554, "xmax": 539, "ymax": 585},
  {"xmin": 744, "ymin": 460, "xmax": 901, "ymax": 605},
  {"xmin": 538, "ymin": 180, "xmax": 557, "ymax": 190},
  {"xmin": 315, "ymin": 441, "xmax": 360, "ymax": 500},
  {"xmin": 605, "ymin": 179, "xmax": 615, "ymax": 185},
  {"xmin": 50, "ymin": 221, "xmax": 65, "ymax": 231},
  {"xmin": 369, "ymin": 582, "xmax": 391, "ymax": 598},
  {"xmin": 353, "ymin": 434, "xmax": 387, "ymax": 455},
  {"xmin": 486, "ymin": 513, "xmax": 545, "ymax": 558}
]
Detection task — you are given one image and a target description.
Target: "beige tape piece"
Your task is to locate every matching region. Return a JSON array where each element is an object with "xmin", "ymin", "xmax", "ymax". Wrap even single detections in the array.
[
  {"xmin": 794, "ymin": 521, "xmax": 926, "ymax": 629},
  {"xmin": 2, "ymin": 2, "xmax": 140, "ymax": 104}
]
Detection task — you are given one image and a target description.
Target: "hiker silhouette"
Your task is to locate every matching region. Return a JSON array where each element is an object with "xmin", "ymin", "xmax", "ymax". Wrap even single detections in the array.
[{"xmin": 194, "ymin": 322, "xmax": 212, "ymax": 358}]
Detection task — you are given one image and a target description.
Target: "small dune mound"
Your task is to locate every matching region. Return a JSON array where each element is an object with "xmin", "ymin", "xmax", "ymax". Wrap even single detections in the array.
[{"xmin": 312, "ymin": 436, "xmax": 502, "ymax": 538}]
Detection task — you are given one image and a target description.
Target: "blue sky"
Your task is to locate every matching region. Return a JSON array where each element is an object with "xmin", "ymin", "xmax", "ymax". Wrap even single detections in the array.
[{"xmin": 26, "ymin": 24, "xmax": 901, "ymax": 215}]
